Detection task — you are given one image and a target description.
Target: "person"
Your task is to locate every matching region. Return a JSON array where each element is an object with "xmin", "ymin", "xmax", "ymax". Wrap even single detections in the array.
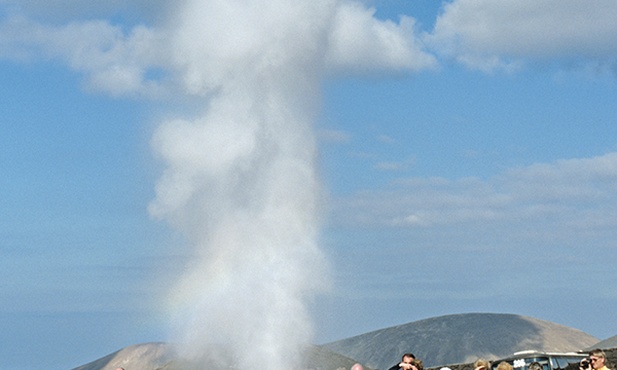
[
  {"xmin": 388, "ymin": 353, "xmax": 417, "ymax": 370},
  {"xmin": 413, "ymin": 359, "xmax": 425, "ymax": 370},
  {"xmin": 474, "ymin": 359, "xmax": 491, "ymax": 370},
  {"xmin": 351, "ymin": 364, "xmax": 364, "ymax": 370},
  {"xmin": 497, "ymin": 362, "xmax": 514, "ymax": 370},
  {"xmin": 584, "ymin": 349, "xmax": 611, "ymax": 370},
  {"xmin": 529, "ymin": 362, "xmax": 543, "ymax": 370}
]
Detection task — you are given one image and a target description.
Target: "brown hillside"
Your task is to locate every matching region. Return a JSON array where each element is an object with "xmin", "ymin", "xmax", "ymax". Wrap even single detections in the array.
[
  {"xmin": 321, "ymin": 313, "xmax": 599, "ymax": 370},
  {"xmin": 71, "ymin": 342, "xmax": 367, "ymax": 370}
]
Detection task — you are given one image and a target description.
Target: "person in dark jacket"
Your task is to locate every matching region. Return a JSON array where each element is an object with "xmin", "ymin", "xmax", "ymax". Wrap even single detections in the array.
[{"xmin": 388, "ymin": 353, "xmax": 417, "ymax": 370}]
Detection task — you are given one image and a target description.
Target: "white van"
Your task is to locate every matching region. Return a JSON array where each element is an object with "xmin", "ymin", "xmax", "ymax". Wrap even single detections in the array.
[{"xmin": 490, "ymin": 351, "xmax": 587, "ymax": 370}]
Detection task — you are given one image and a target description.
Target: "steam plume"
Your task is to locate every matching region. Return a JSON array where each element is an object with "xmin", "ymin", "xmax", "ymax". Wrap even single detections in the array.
[{"xmin": 148, "ymin": 0, "xmax": 434, "ymax": 368}]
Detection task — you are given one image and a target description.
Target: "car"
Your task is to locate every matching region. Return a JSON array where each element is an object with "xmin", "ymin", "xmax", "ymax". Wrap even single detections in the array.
[{"xmin": 490, "ymin": 350, "xmax": 587, "ymax": 370}]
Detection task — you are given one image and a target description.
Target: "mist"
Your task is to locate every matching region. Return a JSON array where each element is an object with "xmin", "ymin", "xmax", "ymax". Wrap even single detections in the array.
[
  {"xmin": 149, "ymin": 2, "xmax": 332, "ymax": 368},
  {"xmin": 144, "ymin": 0, "xmax": 433, "ymax": 368},
  {"xmin": 0, "ymin": 0, "xmax": 433, "ymax": 367}
]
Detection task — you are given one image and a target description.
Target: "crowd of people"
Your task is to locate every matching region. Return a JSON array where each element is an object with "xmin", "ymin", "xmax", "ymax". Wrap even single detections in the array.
[{"xmin": 371, "ymin": 348, "xmax": 612, "ymax": 370}]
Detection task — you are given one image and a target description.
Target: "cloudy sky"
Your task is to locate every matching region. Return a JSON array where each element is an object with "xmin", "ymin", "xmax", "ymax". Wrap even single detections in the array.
[{"xmin": 2, "ymin": 0, "xmax": 617, "ymax": 369}]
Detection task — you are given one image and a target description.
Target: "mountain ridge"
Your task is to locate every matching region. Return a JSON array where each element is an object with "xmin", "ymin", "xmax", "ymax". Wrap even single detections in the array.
[
  {"xmin": 321, "ymin": 313, "xmax": 599, "ymax": 370},
  {"xmin": 73, "ymin": 313, "xmax": 605, "ymax": 370}
]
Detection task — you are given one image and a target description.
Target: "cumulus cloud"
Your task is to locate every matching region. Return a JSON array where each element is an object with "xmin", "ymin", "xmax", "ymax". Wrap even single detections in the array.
[
  {"xmin": 332, "ymin": 152, "xmax": 617, "ymax": 247},
  {"xmin": 326, "ymin": 1, "xmax": 436, "ymax": 73},
  {"xmin": 429, "ymin": 0, "xmax": 617, "ymax": 72},
  {"xmin": 0, "ymin": 15, "xmax": 167, "ymax": 96},
  {"xmin": 0, "ymin": 0, "xmax": 436, "ymax": 97}
]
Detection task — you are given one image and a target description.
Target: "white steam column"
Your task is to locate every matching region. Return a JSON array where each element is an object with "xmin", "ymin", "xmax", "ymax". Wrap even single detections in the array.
[{"xmin": 149, "ymin": 0, "xmax": 434, "ymax": 369}]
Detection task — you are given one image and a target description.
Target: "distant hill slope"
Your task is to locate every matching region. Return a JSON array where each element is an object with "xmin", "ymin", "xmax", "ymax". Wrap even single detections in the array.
[
  {"xmin": 321, "ymin": 313, "xmax": 599, "ymax": 370},
  {"xmin": 72, "ymin": 342, "xmax": 368, "ymax": 370},
  {"xmin": 72, "ymin": 342, "xmax": 176, "ymax": 370},
  {"xmin": 589, "ymin": 335, "xmax": 617, "ymax": 350}
]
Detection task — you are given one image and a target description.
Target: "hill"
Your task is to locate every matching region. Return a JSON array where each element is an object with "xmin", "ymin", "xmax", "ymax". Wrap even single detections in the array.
[
  {"xmin": 72, "ymin": 342, "xmax": 176, "ymax": 370},
  {"xmin": 589, "ymin": 335, "xmax": 617, "ymax": 350},
  {"xmin": 71, "ymin": 342, "xmax": 366, "ymax": 370},
  {"xmin": 72, "ymin": 313, "xmax": 605, "ymax": 370},
  {"xmin": 321, "ymin": 313, "xmax": 599, "ymax": 370}
]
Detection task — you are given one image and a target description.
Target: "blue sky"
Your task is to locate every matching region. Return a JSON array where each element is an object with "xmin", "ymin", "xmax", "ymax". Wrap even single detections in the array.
[{"xmin": 1, "ymin": 1, "xmax": 617, "ymax": 369}]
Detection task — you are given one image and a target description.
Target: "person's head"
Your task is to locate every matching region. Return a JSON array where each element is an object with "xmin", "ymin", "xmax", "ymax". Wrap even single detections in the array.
[
  {"xmin": 351, "ymin": 363, "xmax": 364, "ymax": 370},
  {"xmin": 497, "ymin": 361, "xmax": 514, "ymax": 370},
  {"xmin": 402, "ymin": 353, "xmax": 416, "ymax": 363},
  {"xmin": 411, "ymin": 359, "xmax": 424, "ymax": 370},
  {"xmin": 474, "ymin": 359, "xmax": 490, "ymax": 370},
  {"xmin": 589, "ymin": 349, "xmax": 606, "ymax": 369}
]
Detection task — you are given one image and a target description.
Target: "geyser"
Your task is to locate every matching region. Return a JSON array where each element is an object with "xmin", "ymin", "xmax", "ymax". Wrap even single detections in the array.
[
  {"xmin": 148, "ymin": 0, "xmax": 434, "ymax": 368},
  {"xmin": 149, "ymin": 1, "xmax": 332, "ymax": 368}
]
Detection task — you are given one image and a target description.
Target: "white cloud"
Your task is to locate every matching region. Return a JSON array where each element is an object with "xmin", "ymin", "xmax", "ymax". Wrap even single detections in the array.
[
  {"xmin": 331, "ymin": 152, "xmax": 617, "ymax": 247},
  {"xmin": 325, "ymin": 1, "xmax": 436, "ymax": 73},
  {"xmin": 429, "ymin": 0, "xmax": 617, "ymax": 72},
  {"xmin": 319, "ymin": 128, "xmax": 352, "ymax": 144},
  {"xmin": 374, "ymin": 158, "xmax": 414, "ymax": 172},
  {"xmin": 0, "ymin": 0, "xmax": 437, "ymax": 96},
  {"xmin": 0, "ymin": 16, "xmax": 167, "ymax": 97}
]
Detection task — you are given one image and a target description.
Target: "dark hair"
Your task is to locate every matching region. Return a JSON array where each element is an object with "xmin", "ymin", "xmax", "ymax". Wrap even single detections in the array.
[{"xmin": 402, "ymin": 353, "xmax": 416, "ymax": 360}]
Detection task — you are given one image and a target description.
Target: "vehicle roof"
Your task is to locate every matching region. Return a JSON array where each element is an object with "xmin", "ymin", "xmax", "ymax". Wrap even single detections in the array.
[{"xmin": 495, "ymin": 351, "xmax": 586, "ymax": 361}]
